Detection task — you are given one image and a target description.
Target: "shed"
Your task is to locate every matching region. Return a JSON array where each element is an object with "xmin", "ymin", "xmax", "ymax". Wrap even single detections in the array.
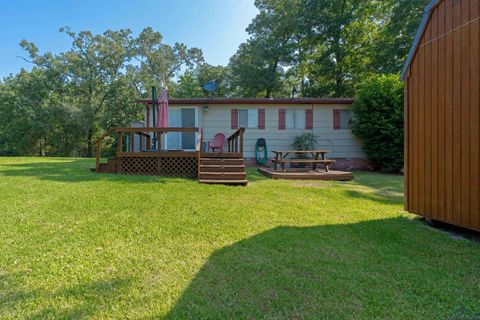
[{"xmin": 401, "ymin": 0, "xmax": 480, "ymax": 231}]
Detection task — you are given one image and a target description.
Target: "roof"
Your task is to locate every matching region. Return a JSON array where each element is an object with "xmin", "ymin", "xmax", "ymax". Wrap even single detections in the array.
[
  {"xmin": 400, "ymin": 0, "xmax": 441, "ymax": 80},
  {"xmin": 137, "ymin": 97, "xmax": 355, "ymax": 106}
]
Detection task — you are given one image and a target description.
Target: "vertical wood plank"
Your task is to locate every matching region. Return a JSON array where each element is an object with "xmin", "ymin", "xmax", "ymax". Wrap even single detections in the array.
[
  {"xmin": 418, "ymin": 45, "xmax": 426, "ymax": 215},
  {"xmin": 470, "ymin": 16, "xmax": 480, "ymax": 229},
  {"xmin": 437, "ymin": 0, "xmax": 447, "ymax": 221},
  {"xmin": 431, "ymin": 9, "xmax": 439, "ymax": 219},
  {"xmin": 452, "ymin": 13, "xmax": 463, "ymax": 225},
  {"xmin": 408, "ymin": 75, "xmax": 414, "ymax": 212},
  {"xmin": 445, "ymin": 0, "xmax": 454, "ymax": 222},
  {"xmin": 424, "ymin": 40, "xmax": 432, "ymax": 217},
  {"xmin": 453, "ymin": 0, "xmax": 463, "ymax": 29},
  {"xmin": 404, "ymin": 79, "xmax": 409, "ymax": 212},
  {"xmin": 460, "ymin": 5, "xmax": 471, "ymax": 226},
  {"xmin": 413, "ymin": 55, "xmax": 420, "ymax": 213}
]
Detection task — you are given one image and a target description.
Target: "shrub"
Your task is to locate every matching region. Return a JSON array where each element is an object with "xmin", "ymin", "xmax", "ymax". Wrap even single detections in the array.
[
  {"xmin": 291, "ymin": 133, "xmax": 318, "ymax": 158},
  {"xmin": 351, "ymin": 74, "xmax": 404, "ymax": 172}
]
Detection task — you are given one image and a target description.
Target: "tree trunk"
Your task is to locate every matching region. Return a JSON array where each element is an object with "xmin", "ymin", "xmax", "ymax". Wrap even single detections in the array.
[
  {"xmin": 40, "ymin": 137, "xmax": 46, "ymax": 157},
  {"xmin": 86, "ymin": 127, "xmax": 93, "ymax": 158}
]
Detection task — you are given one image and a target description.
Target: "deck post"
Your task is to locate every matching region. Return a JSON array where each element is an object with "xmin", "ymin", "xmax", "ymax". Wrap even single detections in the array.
[
  {"xmin": 117, "ymin": 131, "xmax": 122, "ymax": 155},
  {"xmin": 130, "ymin": 132, "xmax": 134, "ymax": 152}
]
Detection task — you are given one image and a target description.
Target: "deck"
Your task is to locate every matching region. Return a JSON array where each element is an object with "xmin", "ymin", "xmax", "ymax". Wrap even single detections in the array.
[
  {"xmin": 257, "ymin": 167, "xmax": 353, "ymax": 181},
  {"xmin": 93, "ymin": 127, "xmax": 248, "ymax": 185}
]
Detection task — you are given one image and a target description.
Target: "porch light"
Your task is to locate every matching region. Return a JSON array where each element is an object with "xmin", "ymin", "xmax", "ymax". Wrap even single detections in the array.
[{"xmin": 203, "ymin": 105, "xmax": 209, "ymax": 112}]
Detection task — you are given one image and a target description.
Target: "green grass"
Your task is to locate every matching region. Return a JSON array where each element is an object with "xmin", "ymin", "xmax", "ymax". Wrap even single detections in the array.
[{"xmin": 0, "ymin": 157, "xmax": 479, "ymax": 319}]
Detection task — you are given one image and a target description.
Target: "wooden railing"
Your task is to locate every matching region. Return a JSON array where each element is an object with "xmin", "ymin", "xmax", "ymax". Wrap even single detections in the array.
[
  {"xmin": 227, "ymin": 128, "xmax": 245, "ymax": 153},
  {"xmin": 94, "ymin": 128, "xmax": 117, "ymax": 173},
  {"xmin": 197, "ymin": 128, "xmax": 203, "ymax": 179},
  {"xmin": 94, "ymin": 127, "xmax": 203, "ymax": 172},
  {"xmin": 115, "ymin": 127, "xmax": 201, "ymax": 156}
]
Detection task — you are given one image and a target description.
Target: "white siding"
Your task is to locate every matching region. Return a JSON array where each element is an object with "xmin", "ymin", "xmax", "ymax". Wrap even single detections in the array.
[{"xmin": 193, "ymin": 104, "xmax": 365, "ymax": 159}]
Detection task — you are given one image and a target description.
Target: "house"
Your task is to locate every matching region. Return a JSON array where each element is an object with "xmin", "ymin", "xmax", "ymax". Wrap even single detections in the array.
[
  {"xmin": 138, "ymin": 98, "xmax": 366, "ymax": 168},
  {"xmin": 401, "ymin": 0, "xmax": 480, "ymax": 231},
  {"xmin": 93, "ymin": 97, "xmax": 367, "ymax": 185}
]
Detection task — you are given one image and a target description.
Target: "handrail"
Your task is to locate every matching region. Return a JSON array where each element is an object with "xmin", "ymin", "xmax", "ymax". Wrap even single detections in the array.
[
  {"xmin": 227, "ymin": 127, "xmax": 245, "ymax": 153},
  {"xmin": 116, "ymin": 127, "xmax": 199, "ymax": 133},
  {"xmin": 94, "ymin": 128, "xmax": 117, "ymax": 173},
  {"xmin": 197, "ymin": 127, "xmax": 203, "ymax": 179},
  {"xmin": 95, "ymin": 126, "xmax": 204, "ymax": 174},
  {"xmin": 94, "ymin": 128, "xmax": 117, "ymax": 147}
]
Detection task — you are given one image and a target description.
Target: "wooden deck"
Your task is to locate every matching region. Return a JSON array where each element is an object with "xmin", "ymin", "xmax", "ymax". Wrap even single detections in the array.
[
  {"xmin": 257, "ymin": 167, "xmax": 354, "ymax": 181},
  {"xmin": 93, "ymin": 127, "xmax": 248, "ymax": 185}
]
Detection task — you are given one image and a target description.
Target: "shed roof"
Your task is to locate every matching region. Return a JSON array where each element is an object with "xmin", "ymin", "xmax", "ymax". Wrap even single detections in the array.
[
  {"xmin": 400, "ymin": 0, "xmax": 441, "ymax": 80},
  {"xmin": 137, "ymin": 97, "xmax": 355, "ymax": 106}
]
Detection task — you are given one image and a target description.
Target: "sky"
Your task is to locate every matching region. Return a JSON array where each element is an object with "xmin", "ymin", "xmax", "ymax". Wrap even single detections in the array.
[{"xmin": 0, "ymin": 0, "xmax": 258, "ymax": 79}]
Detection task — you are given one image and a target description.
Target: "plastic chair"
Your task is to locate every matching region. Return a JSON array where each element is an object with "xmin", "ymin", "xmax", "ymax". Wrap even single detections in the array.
[{"xmin": 208, "ymin": 133, "xmax": 226, "ymax": 152}]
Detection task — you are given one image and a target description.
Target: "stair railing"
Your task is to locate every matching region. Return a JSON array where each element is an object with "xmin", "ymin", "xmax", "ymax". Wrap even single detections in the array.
[
  {"xmin": 227, "ymin": 128, "xmax": 245, "ymax": 153},
  {"xmin": 94, "ymin": 128, "xmax": 117, "ymax": 173},
  {"xmin": 197, "ymin": 127, "xmax": 203, "ymax": 179}
]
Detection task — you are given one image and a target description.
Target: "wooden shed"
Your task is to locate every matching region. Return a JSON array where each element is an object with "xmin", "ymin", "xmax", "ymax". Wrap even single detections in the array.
[{"xmin": 401, "ymin": 0, "xmax": 480, "ymax": 231}]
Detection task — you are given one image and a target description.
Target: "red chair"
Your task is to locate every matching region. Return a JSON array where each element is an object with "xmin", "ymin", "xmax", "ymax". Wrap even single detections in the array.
[{"xmin": 208, "ymin": 133, "xmax": 226, "ymax": 152}]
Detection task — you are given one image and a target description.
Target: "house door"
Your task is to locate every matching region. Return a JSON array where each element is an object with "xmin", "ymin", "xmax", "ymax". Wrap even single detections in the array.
[{"xmin": 166, "ymin": 107, "xmax": 198, "ymax": 150}]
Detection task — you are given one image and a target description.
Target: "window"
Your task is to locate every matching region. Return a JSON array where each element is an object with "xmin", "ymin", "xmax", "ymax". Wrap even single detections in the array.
[
  {"xmin": 334, "ymin": 109, "xmax": 351, "ymax": 130},
  {"xmin": 340, "ymin": 110, "xmax": 351, "ymax": 129},
  {"xmin": 285, "ymin": 110, "xmax": 305, "ymax": 129},
  {"xmin": 238, "ymin": 109, "xmax": 259, "ymax": 129}
]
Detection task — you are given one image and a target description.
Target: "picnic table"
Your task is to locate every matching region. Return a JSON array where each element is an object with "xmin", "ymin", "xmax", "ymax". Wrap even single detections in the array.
[{"xmin": 272, "ymin": 150, "xmax": 335, "ymax": 172}]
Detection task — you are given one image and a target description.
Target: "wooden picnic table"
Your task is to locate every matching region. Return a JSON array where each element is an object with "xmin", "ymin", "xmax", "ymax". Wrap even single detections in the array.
[{"xmin": 272, "ymin": 150, "xmax": 335, "ymax": 172}]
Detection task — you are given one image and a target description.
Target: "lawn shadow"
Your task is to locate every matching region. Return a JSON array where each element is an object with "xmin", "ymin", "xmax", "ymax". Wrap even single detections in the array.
[
  {"xmin": 341, "ymin": 171, "xmax": 404, "ymax": 205},
  {"xmin": 165, "ymin": 218, "xmax": 479, "ymax": 319},
  {"xmin": 0, "ymin": 275, "xmax": 132, "ymax": 319},
  {"xmin": 0, "ymin": 159, "xmax": 194, "ymax": 184}
]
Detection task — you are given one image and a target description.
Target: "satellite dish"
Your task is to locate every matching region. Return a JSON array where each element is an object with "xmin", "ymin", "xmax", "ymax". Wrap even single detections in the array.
[{"xmin": 203, "ymin": 80, "xmax": 218, "ymax": 93}]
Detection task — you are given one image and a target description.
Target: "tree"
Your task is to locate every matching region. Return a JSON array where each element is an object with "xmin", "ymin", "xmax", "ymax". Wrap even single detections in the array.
[
  {"xmin": 371, "ymin": 0, "xmax": 430, "ymax": 74},
  {"xmin": 299, "ymin": 0, "xmax": 383, "ymax": 97},
  {"xmin": 19, "ymin": 27, "xmax": 139, "ymax": 156},
  {"xmin": 135, "ymin": 27, "xmax": 204, "ymax": 94},
  {"xmin": 350, "ymin": 74, "xmax": 404, "ymax": 172},
  {"xmin": 229, "ymin": 0, "xmax": 300, "ymax": 98}
]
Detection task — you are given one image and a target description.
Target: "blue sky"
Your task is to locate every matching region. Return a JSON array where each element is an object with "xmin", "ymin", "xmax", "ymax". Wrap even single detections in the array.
[{"xmin": 0, "ymin": 0, "xmax": 258, "ymax": 79}]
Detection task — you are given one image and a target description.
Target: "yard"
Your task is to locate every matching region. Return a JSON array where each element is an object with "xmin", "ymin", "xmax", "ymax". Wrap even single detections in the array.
[{"xmin": 0, "ymin": 157, "xmax": 479, "ymax": 319}]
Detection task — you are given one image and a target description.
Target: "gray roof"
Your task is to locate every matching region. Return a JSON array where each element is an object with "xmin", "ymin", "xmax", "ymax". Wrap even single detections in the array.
[{"xmin": 400, "ymin": 0, "xmax": 441, "ymax": 80}]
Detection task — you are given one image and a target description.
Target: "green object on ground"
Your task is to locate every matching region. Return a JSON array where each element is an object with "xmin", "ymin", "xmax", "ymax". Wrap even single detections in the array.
[
  {"xmin": 255, "ymin": 138, "xmax": 268, "ymax": 165},
  {"xmin": 0, "ymin": 157, "xmax": 479, "ymax": 319}
]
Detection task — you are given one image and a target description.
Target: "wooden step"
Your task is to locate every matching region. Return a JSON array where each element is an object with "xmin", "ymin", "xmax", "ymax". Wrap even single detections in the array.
[
  {"xmin": 199, "ymin": 179, "xmax": 248, "ymax": 186},
  {"xmin": 200, "ymin": 158, "xmax": 244, "ymax": 166},
  {"xmin": 199, "ymin": 172, "xmax": 247, "ymax": 181},
  {"xmin": 199, "ymin": 164, "xmax": 245, "ymax": 173},
  {"xmin": 201, "ymin": 152, "xmax": 243, "ymax": 158}
]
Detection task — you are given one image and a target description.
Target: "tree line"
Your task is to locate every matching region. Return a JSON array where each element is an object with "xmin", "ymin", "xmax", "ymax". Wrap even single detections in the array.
[{"xmin": 0, "ymin": 0, "xmax": 429, "ymax": 157}]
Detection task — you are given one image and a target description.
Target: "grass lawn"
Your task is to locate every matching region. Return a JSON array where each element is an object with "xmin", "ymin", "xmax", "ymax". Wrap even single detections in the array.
[{"xmin": 0, "ymin": 157, "xmax": 479, "ymax": 319}]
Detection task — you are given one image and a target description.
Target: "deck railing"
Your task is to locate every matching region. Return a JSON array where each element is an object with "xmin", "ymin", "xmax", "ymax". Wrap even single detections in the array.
[
  {"xmin": 227, "ymin": 128, "xmax": 245, "ymax": 153},
  {"xmin": 94, "ymin": 127, "xmax": 202, "ymax": 172}
]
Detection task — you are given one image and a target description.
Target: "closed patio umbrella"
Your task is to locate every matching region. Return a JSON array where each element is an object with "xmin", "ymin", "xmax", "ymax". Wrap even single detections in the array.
[{"xmin": 158, "ymin": 88, "xmax": 169, "ymax": 128}]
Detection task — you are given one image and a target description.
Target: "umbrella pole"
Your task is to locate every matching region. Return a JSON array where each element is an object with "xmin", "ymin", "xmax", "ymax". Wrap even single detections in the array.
[{"xmin": 151, "ymin": 86, "xmax": 158, "ymax": 150}]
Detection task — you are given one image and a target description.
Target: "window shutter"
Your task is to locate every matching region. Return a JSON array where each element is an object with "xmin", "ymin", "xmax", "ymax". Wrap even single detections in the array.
[
  {"xmin": 333, "ymin": 109, "xmax": 341, "ymax": 130},
  {"xmin": 258, "ymin": 109, "xmax": 265, "ymax": 129},
  {"xmin": 279, "ymin": 109, "xmax": 286, "ymax": 130},
  {"xmin": 305, "ymin": 109, "xmax": 313, "ymax": 130},
  {"xmin": 231, "ymin": 109, "xmax": 238, "ymax": 129}
]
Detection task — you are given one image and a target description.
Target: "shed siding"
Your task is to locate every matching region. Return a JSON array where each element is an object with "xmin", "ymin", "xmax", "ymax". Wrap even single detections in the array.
[
  {"xmin": 405, "ymin": 0, "xmax": 480, "ymax": 231},
  {"xmin": 196, "ymin": 104, "xmax": 364, "ymax": 159}
]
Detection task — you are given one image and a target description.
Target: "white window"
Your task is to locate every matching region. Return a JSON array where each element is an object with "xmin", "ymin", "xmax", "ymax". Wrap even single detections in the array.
[
  {"xmin": 340, "ymin": 110, "xmax": 351, "ymax": 129},
  {"xmin": 285, "ymin": 110, "xmax": 305, "ymax": 129},
  {"xmin": 238, "ymin": 109, "xmax": 258, "ymax": 129}
]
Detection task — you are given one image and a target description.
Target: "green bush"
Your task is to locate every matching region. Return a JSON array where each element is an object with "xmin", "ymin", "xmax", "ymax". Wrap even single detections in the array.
[{"xmin": 351, "ymin": 74, "xmax": 404, "ymax": 172}]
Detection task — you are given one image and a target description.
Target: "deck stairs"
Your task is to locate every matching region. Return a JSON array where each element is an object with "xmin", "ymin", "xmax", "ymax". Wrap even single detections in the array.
[
  {"xmin": 198, "ymin": 152, "xmax": 248, "ymax": 186},
  {"xmin": 90, "ymin": 157, "xmax": 118, "ymax": 173}
]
